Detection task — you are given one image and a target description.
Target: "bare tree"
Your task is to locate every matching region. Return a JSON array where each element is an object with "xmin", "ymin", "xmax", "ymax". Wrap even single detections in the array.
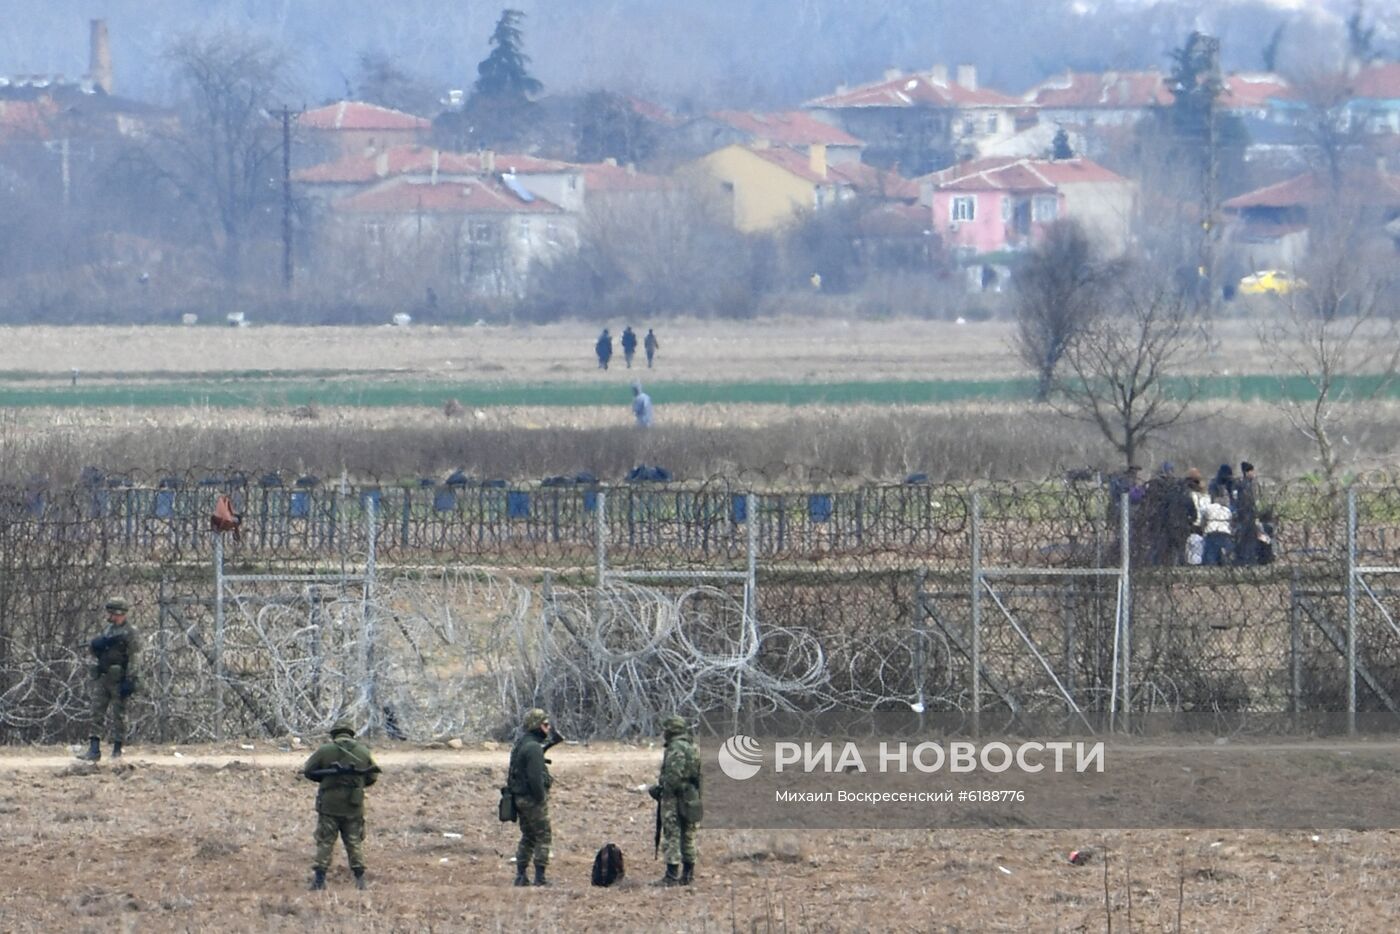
[
  {"xmin": 1256, "ymin": 202, "xmax": 1400, "ymax": 494},
  {"xmin": 1286, "ymin": 68, "xmax": 1371, "ymax": 190},
  {"xmin": 1012, "ymin": 219, "xmax": 1117, "ymax": 402},
  {"xmin": 1051, "ymin": 268, "xmax": 1204, "ymax": 470},
  {"xmin": 154, "ymin": 33, "xmax": 296, "ymax": 282}
]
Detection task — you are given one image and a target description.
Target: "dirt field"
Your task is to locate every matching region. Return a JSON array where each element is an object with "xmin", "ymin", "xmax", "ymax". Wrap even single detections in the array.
[{"xmin": 1, "ymin": 743, "xmax": 1395, "ymax": 932}]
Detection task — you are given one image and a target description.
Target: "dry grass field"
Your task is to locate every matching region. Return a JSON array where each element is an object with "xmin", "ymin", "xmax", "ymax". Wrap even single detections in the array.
[
  {"xmin": 0, "ymin": 318, "xmax": 1277, "ymax": 384},
  {"xmin": 2, "ymin": 743, "xmax": 1397, "ymax": 933}
]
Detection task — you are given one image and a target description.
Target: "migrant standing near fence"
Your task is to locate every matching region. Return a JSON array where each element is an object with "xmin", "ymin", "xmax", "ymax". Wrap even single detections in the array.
[
  {"xmin": 596, "ymin": 329, "xmax": 613, "ymax": 370},
  {"xmin": 508, "ymin": 708, "xmax": 555, "ymax": 886},
  {"xmin": 1184, "ymin": 468, "xmax": 1210, "ymax": 565},
  {"xmin": 1234, "ymin": 461, "xmax": 1261, "ymax": 566},
  {"xmin": 77, "ymin": 597, "xmax": 140, "ymax": 762},
  {"xmin": 1144, "ymin": 463, "xmax": 1194, "ymax": 566},
  {"xmin": 621, "ymin": 326, "xmax": 638, "ymax": 368},
  {"xmin": 303, "ymin": 719, "xmax": 381, "ymax": 891},
  {"xmin": 632, "ymin": 382, "xmax": 654, "ymax": 428},
  {"xmin": 1200, "ymin": 493, "xmax": 1234, "ymax": 566},
  {"xmin": 644, "ymin": 328, "xmax": 659, "ymax": 368}
]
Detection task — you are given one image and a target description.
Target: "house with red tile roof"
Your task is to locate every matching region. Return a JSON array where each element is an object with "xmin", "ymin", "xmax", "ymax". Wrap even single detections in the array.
[
  {"xmin": 690, "ymin": 142, "xmax": 916, "ymax": 232},
  {"xmin": 918, "ymin": 156, "xmax": 1135, "ymax": 255},
  {"xmin": 1022, "ymin": 70, "xmax": 1290, "ymax": 127},
  {"xmin": 296, "ymin": 101, "xmax": 431, "ymax": 161},
  {"xmin": 804, "ymin": 65, "xmax": 1024, "ymax": 175},
  {"xmin": 1222, "ymin": 168, "xmax": 1400, "ymax": 268},
  {"xmin": 295, "ymin": 144, "xmax": 584, "ymax": 212},
  {"xmin": 670, "ymin": 110, "xmax": 865, "ymax": 165},
  {"xmin": 324, "ymin": 175, "xmax": 575, "ymax": 297}
]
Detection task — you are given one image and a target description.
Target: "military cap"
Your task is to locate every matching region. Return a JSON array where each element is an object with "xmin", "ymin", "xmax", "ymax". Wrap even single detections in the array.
[
  {"xmin": 329, "ymin": 718, "xmax": 356, "ymax": 737},
  {"xmin": 104, "ymin": 597, "xmax": 129, "ymax": 613},
  {"xmin": 661, "ymin": 715, "xmax": 688, "ymax": 735},
  {"xmin": 523, "ymin": 708, "xmax": 549, "ymax": 731}
]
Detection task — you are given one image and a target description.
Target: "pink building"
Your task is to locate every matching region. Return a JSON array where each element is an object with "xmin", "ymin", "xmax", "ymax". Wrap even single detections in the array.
[{"xmin": 919, "ymin": 156, "xmax": 1134, "ymax": 256}]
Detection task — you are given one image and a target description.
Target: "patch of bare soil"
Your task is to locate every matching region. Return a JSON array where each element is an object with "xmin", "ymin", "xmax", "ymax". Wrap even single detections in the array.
[{"xmin": 0, "ymin": 742, "xmax": 1394, "ymax": 931}]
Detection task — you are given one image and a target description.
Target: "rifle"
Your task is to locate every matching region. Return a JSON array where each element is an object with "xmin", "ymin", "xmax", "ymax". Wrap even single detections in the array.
[
  {"xmin": 542, "ymin": 725, "xmax": 566, "ymax": 763},
  {"xmin": 306, "ymin": 762, "xmax": 380, "ymax": 780},
  {"xmin": 89, "ymin": 634, "xmax": 116, "ymax": 656},
  {"xmin": 654, "ymin": 798, "xmax": 662, "ymax": 860}
]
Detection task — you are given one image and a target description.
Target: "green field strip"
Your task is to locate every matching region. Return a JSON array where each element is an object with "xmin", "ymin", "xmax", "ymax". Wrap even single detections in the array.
[{"xmin": 0, "ymin": 374, "xmax": 1395, "ymax": 408}]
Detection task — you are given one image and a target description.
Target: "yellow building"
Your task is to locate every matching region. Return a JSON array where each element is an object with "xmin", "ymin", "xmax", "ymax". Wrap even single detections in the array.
[{"xmin": 691, "ymin": 143, "xmax": 846, "ymax": 232}]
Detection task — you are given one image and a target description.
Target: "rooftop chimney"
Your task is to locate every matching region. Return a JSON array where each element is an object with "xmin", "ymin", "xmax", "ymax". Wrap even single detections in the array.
[
  {"xmin": 929, "ymin": 65, "xmax": 948, "ymax": 84},
  {"xmin": 956, "ymin": 64, "xmax": 977, "ymax": 91},
  {"xmin": 884, "ymin": 68, "xmax": 902, "ymax": 81},
  {"xmin": 88, "ymin": 19, "xmax": 112, "ymax": 94},
  {"xmin": 375, "ymin": 151, "xmax": 389, "ymax": 178}
]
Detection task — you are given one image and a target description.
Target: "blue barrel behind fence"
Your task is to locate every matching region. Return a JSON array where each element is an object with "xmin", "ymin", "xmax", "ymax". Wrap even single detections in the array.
[
  {"xmin": 507, "ymin": 491, "xmax": 531, "ymax": 519},
  {"xmin": 360, "ymin": 488, "xmax": 382, "ymax": 512},
  {"xmin": 153, "ymin": 489, "xmax": 176, "ymax": 518},
  {"xmin": 583, "ymin": 490, "xmax": 598, "ymax": 513},
  {"xmin": 433, "ymin": 487, "xmax": 457, "ymax": 512},
  {"xmin": 25, "ymin": 491, "xmax": 44, "ymax": 518},
  {"xmin": 808, "ymin": 494, "xmax": 833, "ymax": 523},
  {"xmin": 290, "ymin": 490, "xmax": 312, "ymax": 518},
  {"xmin": 88, "ymin": 490, "xmax": 109, "ymax": 518},
  {"xmin": 731, "ymin": 493, "xmax": 748, "ymax": 523}
]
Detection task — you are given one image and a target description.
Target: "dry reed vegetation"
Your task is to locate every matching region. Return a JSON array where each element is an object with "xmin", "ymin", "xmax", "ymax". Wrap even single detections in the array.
[{"xmin": 3, "ymin": 400, "xmax": 1399, "ymax": 482}]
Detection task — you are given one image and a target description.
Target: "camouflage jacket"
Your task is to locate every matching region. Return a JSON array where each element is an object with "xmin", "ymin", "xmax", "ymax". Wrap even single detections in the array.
[
  {"xmin": 507, "ymin": 729, "xmax": 553, "ymax": 803},
  {"xmin": 657, "ymin": 733, "xmax": 701, "ymax": 799},
  {"xmin": 91, "ymin": 623, "xmax": 141, "ymax": 681},
  {"xmin": 302, "ymin": 736, "xmax": 380, "ymax": 817}
]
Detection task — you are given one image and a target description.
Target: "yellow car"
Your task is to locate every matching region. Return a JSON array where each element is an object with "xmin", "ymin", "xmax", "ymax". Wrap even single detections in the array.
[{"xmin": 1238, "ymin": 269, "xmax": 1304, "ymax": 295}]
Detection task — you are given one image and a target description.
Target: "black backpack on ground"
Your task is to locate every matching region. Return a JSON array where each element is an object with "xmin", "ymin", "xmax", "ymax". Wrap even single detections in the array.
[{"xmin": 591, "ymin": 843, "xmax": 625, "ymax": 886}]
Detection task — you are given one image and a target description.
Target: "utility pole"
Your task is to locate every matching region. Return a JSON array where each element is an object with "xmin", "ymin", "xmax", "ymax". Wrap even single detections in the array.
[
  {"xmin": 1199, "ymin": 34, "xmax": 1221, "ymax": 315},
  {"xmin": 280, "ymin": 107, "xmax": 294, "ymax": 290}
]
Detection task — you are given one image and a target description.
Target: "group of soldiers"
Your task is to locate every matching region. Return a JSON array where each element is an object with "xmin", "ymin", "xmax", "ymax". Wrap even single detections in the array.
[{"xmin": 77, "ymin": 600, "xmax": 703, "ymax": 892}]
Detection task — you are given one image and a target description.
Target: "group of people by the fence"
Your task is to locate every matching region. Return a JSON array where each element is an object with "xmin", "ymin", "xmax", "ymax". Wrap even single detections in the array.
[
  {"xmin": 1111, "ymin": 461, "xmax": 1274, "ymax": 567},
  {"xmin": 595, "ymin": 326, "xmax": 659, "ymax": 370}
]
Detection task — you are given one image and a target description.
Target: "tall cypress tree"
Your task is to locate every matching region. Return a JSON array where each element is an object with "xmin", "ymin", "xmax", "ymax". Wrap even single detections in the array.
[{"xmin": 474, "ymin": 9, "xmax": 542, "ymax": 102}]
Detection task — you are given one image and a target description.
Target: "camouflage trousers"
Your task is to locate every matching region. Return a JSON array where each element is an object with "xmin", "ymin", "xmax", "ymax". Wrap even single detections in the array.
[
  {"xmin": 89, "ymin": 677, "xmax": 128, "ymax": 741},
  {"xmin": 515, "ymin": 798, "xmax": 552, "ymax": 868},
  {"xmin": 313, "ymin": 812, "xmax": 367, "ymax": 871},
  {"xmin": 660, "ymin": 798, "xmax": 699, "ymax": 864}
]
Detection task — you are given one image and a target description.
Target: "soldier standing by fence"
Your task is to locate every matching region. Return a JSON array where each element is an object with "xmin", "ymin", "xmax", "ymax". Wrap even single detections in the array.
[
  {"xmin": 303, "ymin": 718, "xmax": 381, "ymax": 891},
  {"xmin": 649, "ymin": 714, "xmax": 702, "ymax": 886},
  {"xmin": 76, "ymin": 597, "xmax": 140, "ymax": 762},
  {"xmin": 508, "ymin": 708, "xmax": 556, "ymax": 886}
]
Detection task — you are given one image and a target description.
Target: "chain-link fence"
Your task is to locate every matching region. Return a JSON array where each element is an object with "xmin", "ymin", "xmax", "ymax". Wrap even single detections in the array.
[{"xmin": 2, "ymin": 469, "xmax": 1398, "ymax": 744}]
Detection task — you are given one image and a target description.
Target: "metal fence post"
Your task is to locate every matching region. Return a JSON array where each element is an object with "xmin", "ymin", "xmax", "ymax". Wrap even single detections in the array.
[
  {"xmin": 595, "ymin": 490, "xmax": 608, "ymax": 589},
  {"xmin": 363, "ymin": 496, "xmax": 378, "ymax": 734},
  {"xmin": 740, "ymin": 492, "xmax": 758, "ymax": 732},
  {"xmin": 213, "ymin": 532, "xmax": 225, "ymax": 741},
  {"xmin": 1347, "ymin": 487, "xmax": 1358, "ymax": 735},
  {"xmin": 970, "ymin": 490, "xmax": 982, "ymax": 737},
  {"xmin": 157, "ymin": 577, "xmax": 170, "ymax": 741},
  {"xmin": 1119, "ymin": 491, "xmax": 1131, "ymax": 732}
]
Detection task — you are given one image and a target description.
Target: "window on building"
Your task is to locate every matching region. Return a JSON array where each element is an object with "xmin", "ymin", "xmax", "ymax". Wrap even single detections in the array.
[
  {"xmin": 951, "ymin": 196, "xmax": 976, "ymax": 222},
  {"xmin": 364, "ymin": 221, "xmax": 384, "ymax": 246},
  {"xmin": 986, "ymin": 114, "xmax": 999, "ymax": 134},
  {"xmin": 518, "ymin": 218, "xmax": 531, "ymax": 243},
  {"xmin": 469, "ymin": 222, "xmax": 494, "ymax": 244},
  {"xmin": 545, "ymin": 220, "xmax": 559, "ymax": 244},
  {"xmin": 1001, "ymin": 197, "xmax": 1011, "ymax": 222},
  {"xmin": 1033, "ymin": 196, "xmax": 1059, "ymax": 222},
  {"xmin": 961, "ymin": 119, "xmax": 975, "ymax": 136}
]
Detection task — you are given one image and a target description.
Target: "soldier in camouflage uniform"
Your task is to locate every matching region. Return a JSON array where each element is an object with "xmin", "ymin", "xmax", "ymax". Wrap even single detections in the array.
[
  {"xmin": 76, "ymin": 597, "xmax": 141, "ymax": 762},
  {"xmin": 649, "ymin": 714, "xmax": 702, "ymax": 886},
  {"xmin": 507, "ymin": 708, "xmax": 554, "ymax": 886},
  {"xmin": 302, "ymin": 719, "xmax": 382, "ymax": 891}
]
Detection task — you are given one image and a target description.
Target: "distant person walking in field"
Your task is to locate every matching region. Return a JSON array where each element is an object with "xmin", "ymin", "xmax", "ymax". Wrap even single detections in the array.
[
  {"xmin": 632, "ymin": 382, "xmax": 654, "ymax": 428},
  {"xmin": 596, "ymin": 329, "xmax": 613, "ymax": 370},
  {"xmin": 645, "ymin": 328, "xmax": 659, "ymax": 368},
  {"xmin": 621, "ymin": 326, "xmax": 638, "ymax": 368},
  {"xmin": 77, "ymin": 596, "xmax": 140, "ymax": 762}
]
